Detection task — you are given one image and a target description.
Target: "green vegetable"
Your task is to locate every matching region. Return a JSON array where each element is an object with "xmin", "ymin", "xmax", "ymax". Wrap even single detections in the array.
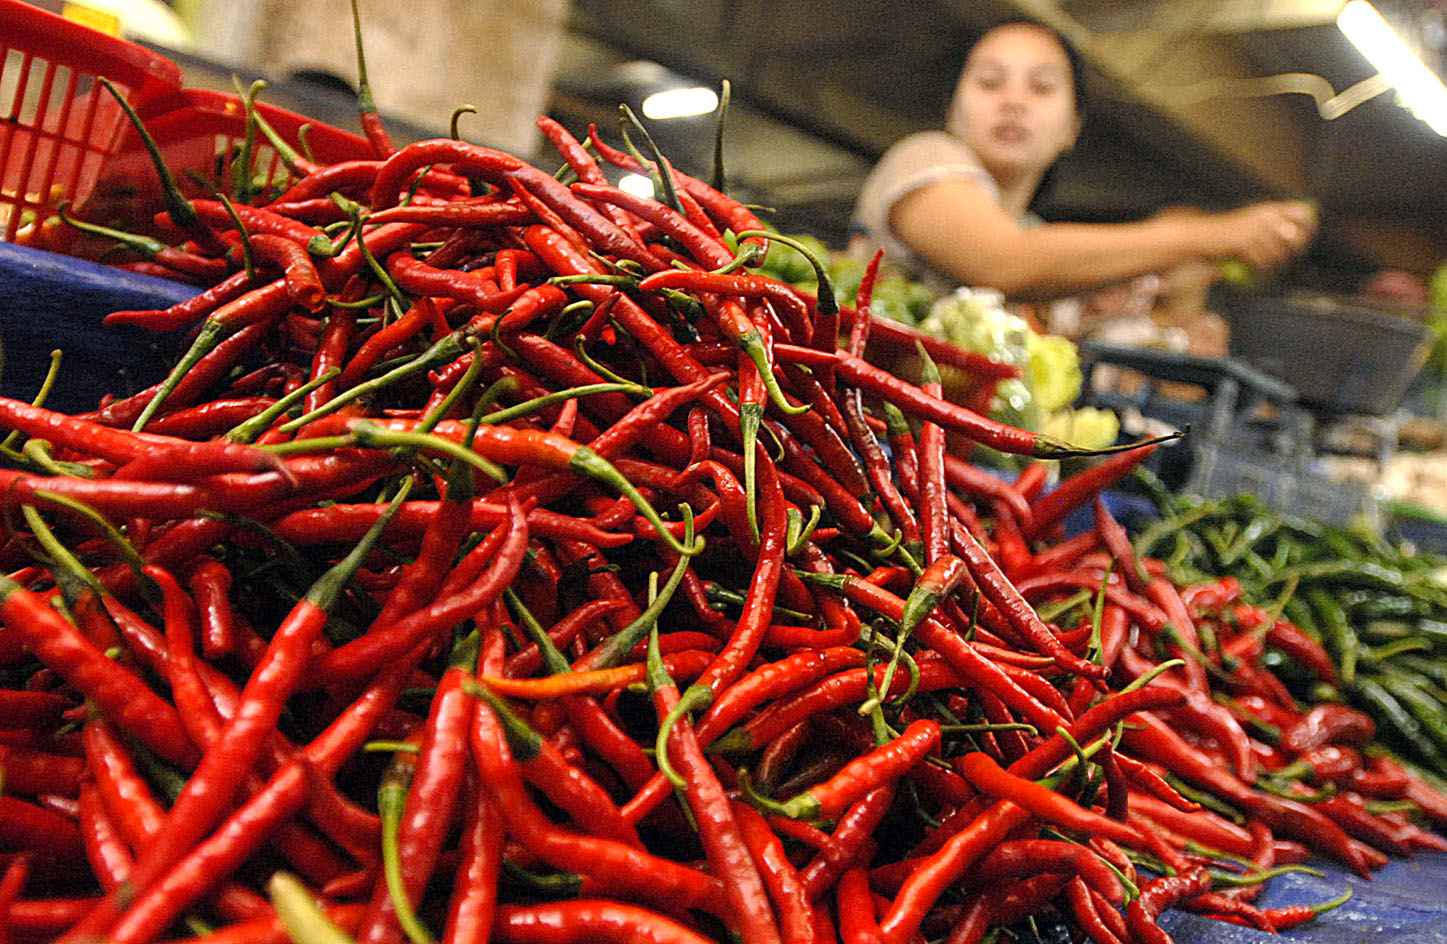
[{"xmin": 1135, "ymin": 485, "xmax": 1447, "ymax": 776}]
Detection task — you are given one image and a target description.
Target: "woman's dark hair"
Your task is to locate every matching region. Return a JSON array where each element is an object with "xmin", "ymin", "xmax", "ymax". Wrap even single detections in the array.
[{"xmin": 955, "ymin": 17, "xmax": 1091, "ymax": 117}]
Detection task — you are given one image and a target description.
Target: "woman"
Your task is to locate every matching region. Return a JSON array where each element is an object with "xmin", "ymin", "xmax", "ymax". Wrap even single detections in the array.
[{"xmin": 853, "ymin": 19, "xmax": 1318, "ymax": 303}]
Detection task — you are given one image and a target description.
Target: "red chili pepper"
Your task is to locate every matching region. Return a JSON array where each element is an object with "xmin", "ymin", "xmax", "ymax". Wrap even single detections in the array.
[
  {"xmin": 77, "ymin": 781, "xmax": 133, "ymax": 893},
  {"xmin": 877, "ymin": 798, "xmax": 1033, "ymax": 944},
  {"xmin": 646, "ymin": 633, "xmax": 783, "ymax": 944},
  {"xmin": 954, "ymin": 529, "xmax": 1109, "ymax": 681},
  {"xmin": 104, "ymin": 269, "xmax": 254, "ymax": 332},
  {"xmin": 776, "ymin": 720, "xmax": 940, "ymax": 823},
  {"xmin": 100, "ymin": 649, "xmax": 425, "ymax": 944},
  {"xmin": 0, "ymin": 796, "xmax": 85, "ymax": 862},
  {"xmin": 836, "ymin": 867, "xmax": 884, "ymax": 944},
  {"xmin": 732, "ymin": 801, "xmax": 818, "ymax": 944},
  {"xmin": 355, "ymin": 634, "xmax": 478, "ymax": 944},
  {"xmin": 1092, "ymin": 496, "xmax": 1149, "ymax": 594},
  {"xmin": 309, "ymin": 503, "xmax": 528, "ymax": 684},
  {"xmin": 1122, "ymin": 710, "xmax": 1371, "ymax": 875},
  {"xmin": 469, "ymin": 635, "xmax": 730, "ymax": 921},
  {"xmin": 1065, "ymin": 877, "xmax": 1127, "ymax": 944},
  {"xmin": 1280, "ymin": 703, "xmax": 1375, "ymax": 754},
  {"xmin": 1026, "ymin": 444, "xmax": 1163, "ymax": 537},
  {"xmin": 491, "ymin": 899, "xmax": 718, "ymax": 944},
  {"xmin": 0, "ymin": 577, "xmax": 198, "ymax": 769},
  {"xmin": 956, "ymin": 752, "xmax": 1157, "ymax": 852},
  {"xmin": 1126, "ymin": 867, "xmax": 1212, "ymax": 944},
  {"xmin": 67, "ymin": 487, "xmax": 410, "ymax": 942}
]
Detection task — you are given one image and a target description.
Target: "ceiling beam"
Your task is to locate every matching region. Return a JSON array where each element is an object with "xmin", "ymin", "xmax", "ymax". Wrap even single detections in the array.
[{"xmin": 1063, "ymin": 0, "xmax": 1347, "ymax": 36}]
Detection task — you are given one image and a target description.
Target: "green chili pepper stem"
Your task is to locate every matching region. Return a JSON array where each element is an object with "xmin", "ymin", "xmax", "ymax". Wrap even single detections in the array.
[
  {"xmin": 362, "ymin": 741, "xmax": 420, "ymax": 753},
  {"xmin": 1118, "ymin": 659, "xmax": 1188, "ymax": 695},
  {"xmin": 711, "ymin": 241, "xmax": 760, "ymax": 276},
  {"xmin": 378, "ymin": 764, "xmax": 434, "ymax": 944},
  {"xmin": 449, "ymin": 104, "xmax": 477, "ymax": 140},
  {"xmin": 242, "ymin": 84, "xmax": 311, "ymax": 180},
  {"xmin": 230, "ymin": 79, "xmax": 265, "ymax": 203},
  {"xmin": 54, "ymin": 203, "xmax": 166, "ymax": 257},
  {"xmin": 739, "ymin": 401, "xmax": 763, "ymax": 546},
  {"xmin": 0, "ymin": 349, "xmax": 61, "ymax": 451},
  {"xmin": 461, "ymin": 377, "xmax": 518, "ymax": 452},
  {"xmin": 710, "ymin": 78, "xmax": 731, "ymax": 194},
  {"xmin": 29, "ymin": 490, "xmax": 145, "ymax": 577},
  {"xmin": 505, "ymin": 588, "xmax": 570, "ymax": 677},
  {"xmin": 343, "ymin": 205, "xmax": 408, "ymax": 307},
  {"xmin": 647, "ymin": 629, "xmax": 688, "ymax": 790},
  {"xmin": 939, "ymin": 723, "xmax": 1040, "ymax": 735},
  {"xmin": 226, "ymin": 369, "xmax": 339, "ymax": 444},
  {"xmin": 740, "ymin": 330, "xmax": 810, "ymax": 417},
  {"xmin": 785, "ymin": 504, "xmax": 823, "ymax": 558},
  {"xmin": 480, "ymin": 382, "xmax": 650, "ymax": 426},
  {"xmin": 736, "ymin": 768, "xmax": 803, "ymax": 820},
  {"xmin": 259, "ymin": 434, "xmax": 355, "ymax": 457},
  {"xmin": 348, "ymin": 422, "xmax": 507, "ymax": 484},
  {"xmin": 132, "ymin": 318, "xmax": 227, "ymax": 433},
  {"xmin": 1089, "ymin": 561, "xmax": 1114, "ymax": 664},
  {"xmin": 861, "ymin": 610, "xmax": 922, "ymax": 717},
  {"xmin": 348, "ymin": 0, "xmax": 381, "ymax": 115},
  {"xmin": 472, "ymin": 682, "xmax": 544, "ymax": 763},
  {"xmin": 20, "ymin": 506, "xmax": 103, "ymax": 597},
  {"xmin": 571, "ymin": 335, "xmax": 644, "ymax": 389},
  {"xmin": 617, "ymin": 104, "xmax": 683, "ymax": 214},
  {"xmin": 1308, "ymin": 888, "xmax": 1354, "ymax": 916},
  {"xmin": 268, "ymin": 872, "xmax": 359, "ymax": 944},
  {"xmin": 281, "ymin": 330, "xmax": 474, "ymax": 432},
  {"xmin": 306, "ymin": 476, "xmax": 412, "ymax": 611},
  {"xmin": 21, "ymin": 439, "xmax": 92, "ymax": 477},
  {"xmin": 499, "ymin": 860, "xmax": 582, "ymax": 898},
  {"xmin": 793, "ymin": 570, "xmax": 848, "ymax": 591},
  {"xmin": 417, "ymin": 343, "xmax": 485, "ymax": 435},
  {"xmin": 97, "ymin": 78, "xmax": 195, "ymax": 228},
  {"xmin": 548, "ymin": 273, "xmax": 638, "ymax": 287},
  {"xmin": 589, "ymin": 512, "xmax": 697, "ymax": 670},
  {"xmin": 1209, "ymin": 864, "xmax": 1325, "ymax": 887},
  {"xmin": 214, "ymin": 192, "xmax": 257, "ymax": 284},
  {"xmin": 737, "ymin": 230, "xmax": 837, "ymax": 316},
  {"xmin": 571, "ymin": 449, "xmax": 703, "ymax": 557}
]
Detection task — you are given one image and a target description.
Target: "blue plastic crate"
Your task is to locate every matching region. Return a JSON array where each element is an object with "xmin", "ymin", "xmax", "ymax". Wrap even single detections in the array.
[{"xmin": 0, "ymin": 241, "xmax": 198, "ymax": 414}]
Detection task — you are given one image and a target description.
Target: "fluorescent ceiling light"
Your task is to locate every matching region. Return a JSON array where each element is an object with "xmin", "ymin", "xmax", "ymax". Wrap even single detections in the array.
[
  {"xmin": 1337, "ymin": 0, "xmax": 1447, "ymax": 135},
  {"xmin": 641, "ymin": 86, "xmax": 719, "ymax": 120},
  {"xmin": 618, "ymin": 173, "xmax": 656, "ymax": 198}
]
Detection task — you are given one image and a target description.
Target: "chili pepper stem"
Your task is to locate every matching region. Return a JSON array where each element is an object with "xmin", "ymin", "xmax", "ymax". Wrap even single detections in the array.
[
  {"xmin": 654, "ymin": 683, "xmax": 713, "ymax": 790},
  {"xmin": 348, "ymin": 421, "xmax": 508, "ymax": 483},
  {"xmin": 268, "ymin": 872, "xmax": 357, "ymax": 944},
  {"xmin": 131, "ymin": 318, "xmax": 227, "ymax": 432},
  {"xmin": 740, "ymin": 402, "xmax": 763, "ymax": 545},
  {"xmin": 571, "ymin": 448, "xmax": 704, "ymax": 557}
]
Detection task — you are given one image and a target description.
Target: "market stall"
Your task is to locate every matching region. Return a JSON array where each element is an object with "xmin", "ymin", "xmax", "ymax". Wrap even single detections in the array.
[{"xmin": 3, "ymin": 3, "xmax": 1447, "ymax": 943}]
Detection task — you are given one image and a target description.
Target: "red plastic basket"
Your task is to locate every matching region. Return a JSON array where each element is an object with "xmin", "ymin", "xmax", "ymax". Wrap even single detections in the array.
[
  {"xmin": 80, "ymin": 88, "xmax": 372, "ymax": 243},
  {"xmin": 1, "ymin": 1, "xmax": 372, "ymax": 253},
  {"xmin": 0, "ymin": 0, "xmax": 182, "ymax": 244}
]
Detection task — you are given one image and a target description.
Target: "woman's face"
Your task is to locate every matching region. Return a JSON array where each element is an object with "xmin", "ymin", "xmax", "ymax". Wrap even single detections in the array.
[{"xmin": 948, "ymin": 23, "xmax": 1081, "ymax": 184}]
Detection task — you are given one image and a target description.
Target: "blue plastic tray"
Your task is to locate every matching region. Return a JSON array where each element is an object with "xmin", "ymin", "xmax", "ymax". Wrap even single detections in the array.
[
  {"xmin": 1164, "ymin": 852, "xmax": 1447, "ymax": 942},
  {"xmin": 0, "ymin": 242, "xmax": 199, "ymax": 413}
]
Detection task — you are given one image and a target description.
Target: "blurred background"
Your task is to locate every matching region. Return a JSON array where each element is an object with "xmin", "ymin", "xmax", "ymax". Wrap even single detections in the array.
[
  {"xmin": 19, "ymin": 0, "xmax": 1446, "ymax": 279},
  {"xmin": 5, "ymin": 0, "xmax": 1447, "ymax": 528}
]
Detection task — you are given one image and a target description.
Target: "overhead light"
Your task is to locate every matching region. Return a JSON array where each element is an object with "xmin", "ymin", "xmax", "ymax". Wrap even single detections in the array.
[
  {"xmin": 1337, "ymin": 0, "xmax": 1447, "ymax": 135},
  {"xmin": 641, "ymin": 86, "xmax": 719, "ymax": 120},
  {"xmin": 618, "ymin": 173, "xmax": 656, "ymax": 198}
]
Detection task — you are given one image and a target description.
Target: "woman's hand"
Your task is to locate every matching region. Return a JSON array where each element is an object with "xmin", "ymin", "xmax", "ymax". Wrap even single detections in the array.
[{"xmin": 1198, "ymin": 200, "xmax": 1318, "ymax": 270}]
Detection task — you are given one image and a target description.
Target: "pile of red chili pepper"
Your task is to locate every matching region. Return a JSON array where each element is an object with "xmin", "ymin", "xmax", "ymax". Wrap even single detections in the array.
[{"xmin": 4, "ymin": 102, "xmax": 1447, "ymax": 944}]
